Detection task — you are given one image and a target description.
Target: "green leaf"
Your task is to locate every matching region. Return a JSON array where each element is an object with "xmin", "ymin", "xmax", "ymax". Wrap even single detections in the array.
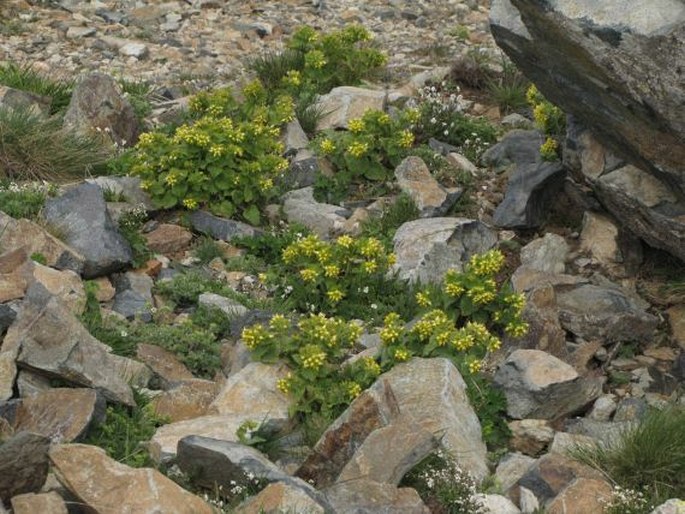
[
  {"xmin": 459, "ymin": 295, "xmax": 475, "ymax": 317},
  {"xmin": 243, "ymin": 205, "xmax": 261, "ymax": 226},
  {"xmin": 213, "ymin": 200, "xmax": 234, "ymax": 218},
  {"xmin": 361, "ymin": 161, "xmax": 387, "ymax": 181}
]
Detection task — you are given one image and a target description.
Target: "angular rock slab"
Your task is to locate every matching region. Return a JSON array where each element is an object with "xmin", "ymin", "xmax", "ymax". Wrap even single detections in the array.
[
  {"xmin": 143, "ymin": 223, "xmax": 193, "ymax": 255},
  {"xmin": 555, "ymin": 283, "xmax": 658, "ymax": 344},
  {"xmin": 10, "ymin": 492, "xmax": 68, "ymax": 514},
  {"xmin": 519, "ymin": 233, "xmax": 569, "ymax": 275},
  {"xmin": 282, "ymin": 187, "xmax": 350, "ymax": 239},
  {"xmin": 149, "ymin": 379, "xmax": 217, "ymax": 422},
  {"xmin": 189, "ymin": 210, "xmax": 260, "ymax": 241},
  {"xmin": 87, "ymin": 176, "xmax": 155, "ymax": 211},
  {"xmin": 42, "ymin": 183, "xmax": 133, "ymax": 278},
  {"xmin": 489, "ymin": 0, "xmax": 685, "ymax": 193},
  {"xmin": 63, "ymin": 72, "xmax": 140, "ymax": 146},
  {"xmin": 236, "ymin": 482, "xmax": 327, "ymax": 514},
  {"xmin": 4, "ymin": 284, "xmax": 148, "ymax": 406},
  {"xmin": 150, "ymin": 363, "xmax": 291, "ymax": 463},
  {"xmin": 324, "ymin": 481, "xmax": 430, "ymax": 514},
  {"xmin": 392, "ymin": 217, "xmax": 497, "ymax": 284},
  {"xmin": 595, "ymin": 164, "xmax": 685, "ymax": 262},
  {"xmin": 394, "ymin": 156, "xmax": 460, "ymax": 218},
  {"xmin": 547, "ymin": 477, "xmax": 612, "ymax": 514},
  {"xmin": 12, "ymin": 388, "xmax": 105, "ymax": 443},
  {"xmin": 0, "ymin": 431, "xmax": 50, "ymax": 503},
  {"xmin": 494, "ymin": 349, "xmax": 603, "ymax": 419},
  {"xmin": 296, "ymin": 358, "xmax": 488, "ymax": 487},
  {"xmin": 475, "ymin": 494, "xmax": 521, "ymax": 514},
  {"xmin": 50, "ymin": 444, "xmax": 213, "ymax": 514},
  {"xmin": 112, "ymin": 271, "xmax": 154, "ymax": 321},
  {"xmin": 177, "ymin": 436, "xmax": 327, "ymax": 508},
  {"xmin": 0, "ymin": 212, "xmax": 85, "ymax": 274},
  {"xmin": 316, "ymin": 86, "xmax": 386, "ymax": 130}
]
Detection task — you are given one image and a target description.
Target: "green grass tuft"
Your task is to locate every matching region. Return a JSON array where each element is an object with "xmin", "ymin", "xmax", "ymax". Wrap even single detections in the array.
[{"xmin": 0, "ymin": 62, "xmax": 74, "ymax": 114}]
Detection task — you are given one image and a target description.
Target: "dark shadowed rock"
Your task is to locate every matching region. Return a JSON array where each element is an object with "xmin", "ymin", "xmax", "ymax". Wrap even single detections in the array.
[
  {"xmin": 189, "ymin": 210, "xmax": 260, "ymax": 241},
  {"xmin": 490, "ymin": 0, "xmax": 685, "ymax": 194},
  {"xmin": 112, "ymin": 271, "xmax": 154, "ymax": 321},
  {"xmin": 0, "ymin": 431, "xmax": 50, "ymax": 503},
  {"xmin": 42, "ymin": 183, "xmax": 133, "ymax": 278},
  {"xmin": 63, "ymin": 72, "xmax": 140, "ymax": 145}
]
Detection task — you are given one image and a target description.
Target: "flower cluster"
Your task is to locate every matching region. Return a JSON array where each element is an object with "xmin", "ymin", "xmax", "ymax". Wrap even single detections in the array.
[
  {"xmin": 527, "ymin": 84, "xmax": 565, "ymax": 160},
  {"xmin": 130, "ymin": 83, "xmax": 292, "ymax": 225},
  {"xmin": 268, "ymin": 233, "xmax": 397, "ymax": 316},
  {"xmin": 601, "ymin": 486, "xmax": 653, "ymax": 514}
]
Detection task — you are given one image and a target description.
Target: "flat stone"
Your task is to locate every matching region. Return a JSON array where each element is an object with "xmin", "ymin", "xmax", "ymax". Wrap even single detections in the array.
[
  {"xmin": 394, "ymin": 156, "xmax": 460, "ymax": 218},
  {"xmin": 149, "ymin": 379, "xmax": 218, "ymax": 422},
  {"xmin": 188, "ymin": 210, "xmax": 260, "ymax": 241},
  {"xmin": 236, "ymin": 481, "xmax": 327, "ymax": 514},
  {"xmin": 546, "ymin": 477, "xmax": 612, "ymax": 514},
  {"xmin": 0, "ymin": 85, "xmax": 51, "ymax": 116},
  {"xmin": 112, "ymin": 271, "xmax": 154, "ymax": 321},
  {"xmin": 144, "ymin": 223, "xmax": 193, "ymax": 254},
  {"xmin": 12, "ymin": 388, "xmax": 105, "ymax": 443},
  {"xmin": 87, "ymin": 176, "xmax": 155, "ymax": 211},
  {"xmin": 548, "ymin": 432, "xmax": 596, "ymax": 455},
  {"xmin": 119, "ymin": 41, "xmax": 149, "ymax": 58},
  {"xmin": 0, "ymin": 432, "xmax": 50, "ymax": 503},
  {"xmin": 50, "ymin": 444, "xmax": 213, "ymax": 514},
  {"xmin": 282, "ymin": 187, "xmax": 350, "ymax": 239},
  {"xmin": 66, "ymin": 26, "xmax": 96, "ymax": 38},
  {"xmin": 508, "ymin": 419, "xmax": 554, "ymax": 456},
  {"xmin": 137, "ymin": 343, "xmax": 194, "ymax": 387},
  {"xmin": 316, "ymin": 86, "xmax": 386, "ymax": 131},
  {"xmin": 10, "ymin": 492, "xmax": 68, "ymax": 514},
  {"xmin": 324, "ymin": 480, "xmax": 429, "ymax": 514},
  {"xmin": 392, "ymin": 217, "xmax": 497, "ymax": 284},
  {"xmin": 475, "ymin": 494, "xmax": 521, "ymax": 514},
  {"xmin": 494, "ymin": 350, "xmax": 603, "ymax": 419},
  {"xmin": 519, "ymin": 233, "xmax": 569, "ymax": 274},
  {"xmin": 495, "ymin": 452, "xmax": 536, "ymax": 492}
]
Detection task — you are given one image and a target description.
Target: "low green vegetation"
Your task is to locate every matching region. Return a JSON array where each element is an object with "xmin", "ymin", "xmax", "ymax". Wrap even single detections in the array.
[
  {"xmin": 155, "ymin": 269, "xmax": 257, "ymax": 310},
  {"xmin": 117, "ymin": 206, "xmax": 153, "ymax": 268},
  {"xmin": 0, "ymin": 180, "xmax": 56, "ymax": 219},
  {"xmin": 0, "ymin": 62, "xmax": 74, "ymax": 114},
  {"xmin": 571, "ymin": 406, "xmax": 685, "ymax": 508},
  {"xmin": 360, "ymin": 193, "xmax": 419, "ymax": 248}
]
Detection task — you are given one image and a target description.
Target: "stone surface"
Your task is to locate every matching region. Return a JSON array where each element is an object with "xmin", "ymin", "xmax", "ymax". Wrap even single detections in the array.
[
  {"xmin": 0, "ymin": 431, "xmax": 50, "ymax": 503},
  {"xmin": 236, "ymin": 481, "xmax": 326, "ymax": 514},
  {"xmin": 579, "ymin": 211, "xmax": 632, "ymax": 275},
  {"xmin": 63, "ymin": 72, "xmax": 140, "ymax": 145},
  {"xmin": 668, "ymin": 305, "xmax": 685, "ymax": 350},
  {"xmin": 144, "ymin": 223, "xmax": 193, "ymax": 254},
  {"xmin": 490, "ymin": 0, "xmax": 685, "ymax": 194},
  {"xmin": 28, "ymin": 262, "xmax": 86, "ymax": 315},
  {"xmin": 0, "ymin": 212, "xmax": 85, "ymax": 275},
  {"xmin": 87, "ymin": 176, "xmax": 155, "ymax": 211},
  {"xmin": 495, "ymin": 452, "xmax": 536, "ymax": 492},
  {"xmin": 0, "ymin": 85, "xmax": 50, "ymax": 116},
  {"xmin": 546, "ymin": 477, "xmax": 612, "ymax": 514},
  {"xmin": 198, "ymin": 292, "xmax": 248, "ymax": 319},
  {"xmin": 136, "ymin": 343, "xmax": 194, "ymax": 387},
  {"xmin": 50, "ymin": 443, "xmax": 213, "ymax": 514},
  {"xmin": 297, "ymin": 358, "xmax": 487, "ymax": 487},
  {"xmin": 651, "ymin": 499, "xmax": 685, "ymax": 514},
  {"xmin": 188, "ymin": 210, "xmax": 260, "ymax": 241},
  {"xmin": 555, "ymin": 283, "xmax": 658, "ymax": 344},
  {"xmin": 316, "ymin": 86, "xmax": 386, "ymax": 130},
  {"xmin": 149, "ymin": 379, "xmax": 217, "ymax": 422},
  {"xmin": 42, "ymin": 183, "xmax": 133, "ymax": 278},
  {"xmin": 4, "ymin": 284, "xmax": 147, "ymax": 406},
  {"xmin": 112, "ymin": 271, "xmax": 154, "ymax": 321},
  {"xmin": 595, "ymin": 165, "xmax": 685, "ymax": 262},
  {"xmin": 494, "ymin": 350, "xmax": 603, "ymax": 419},
  {"xmin": 508, "ymin": 419, "xmax": 554, "ymax": 456},
  {"xmin": 392, "ymin": 217, "xmax": 497, "ymax": 284},
  {"xmin": 519, "ymin": 233, "xmax": 569, "ymax": 274},
  {"xmin": 475, "ymin": 494, "xmax": 521, "ymax": 514},
  {"xmin": 588, "ymin": 394, "xmax": 617, "ymax": 422},
  {"xmin": 394, "ymin": 156, "xmax": 460, "ymax": 218},
  {"xmin": 10, "ymin": 492, "xmax": 68, "ymax": 514},
  {"xmin": 12, "ymin": 388, "xmax": 105, "ymax": 443},
  {"xmin": 282, "ymin": 187, "xmax": 350, "ymax": 239},
  {"xmin": 548, "ymin": 431, "xmax": 595, "ymax": 455},
  {"xmin": 324, "ymin": 480, "xmax": 430, "ymax": 514},
  {"xmin": 283, "ymin": 119, "xmax": 309, "ymax": 156}
]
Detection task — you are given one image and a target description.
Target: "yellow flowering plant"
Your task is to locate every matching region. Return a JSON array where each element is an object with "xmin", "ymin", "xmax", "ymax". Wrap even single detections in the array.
[
  {"xmin": 241, "ymin": 313, "xmax": 380, "ymax": 426},
  {"xmin": 378, "ymin": 249, "xmax": 528, "ymax": 370},
  {"xmin": 526, "ymin": 84, "xmax": 565, "ymax": 161},
  {"xmin": 265, "ymin": 233, "xmax": 402, "ymax": 319},
  {"xmin": 129, "ymin": 81, "xmax": 293, "ymax": 225},
  {"xmin": 313, "ymin": 108, "xmax": 419, "ymax": 199}
]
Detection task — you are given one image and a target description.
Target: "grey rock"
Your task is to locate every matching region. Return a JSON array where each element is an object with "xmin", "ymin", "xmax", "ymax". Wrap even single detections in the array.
[
  {"xmin": 66, "ymin": 26, "xmax": 96, "ymax": 38},
  {"xmin": 282, "ymin": 187, "xmax": 350, "ymax": 239},
  {"xmin": 588, "ymin": 394, "xmax": 617, "ymax": 422},
  {"xmin": 475, "ymin": 494, "xmax": 521, "ymax": 514},
  {"xmin": 613, "ymin": 397, "xmax": 648, "ymax": 423},
  {"xmin": 392, "ymin": 217, "xmax": 497, "ymax": 284},
  {"xmin": 4, "ymin": 284, "xmax": 148, "ymax": 406},
  {"xmin": 119, "ymin": 41, "xmax": 148, "ymax": 59},
  {"xmin": 283, "ymin": 119, "xmax": 309, "ymax": 156},
  {"xmin": 198, "ymin": 292, "xmax": 248, "ymax": 319},
  {"xmin": 519, "ymin": 233, "xmax": 569, "ymax": 274},
  {"xmin": 650, "ymin": 499, "xmax": 685, "ymax": 514},
  {"xmin": 0, "ymin": 432, "xmax": 50, "ymax": 502},
  {"xmin": 63, "ymin": 72, "xmax": 140, "ymax": 146},
  {"xmin": 0, "ymin": 85, "xmax": 51, "ymax": 116},
  {"xmin": 280, "ymin": 150, "xmax": 319, "ymax": 190},
  {"xmin": 42, "ymin": 183, "xmax": 133, "ymax": 278},
  {"xmin": 0, "ymin": 303, "xmax": 18, "ymax": 334},
  {"xmin": 548, "ymin": 431, "xmax": 596, "ymax": 455},
  {"xmin": 10, "ymin": 491, "xmax": 69, "ymax": 514},
  {"xmin": 595, "ymin": 165, "xmax": 685, "ymax": 262},
  {"xmin": 112, "ymin": 271, "xmax": 154, "ymax": 321},
  {"xmin": 87, "ymin": 176, "xmax": 155, "ymax": 211},
  {"xmin": 394, "ymin": 156, "xmax": 460, "ymax": 218},
  {"xmin": 564, "ymin": 418, "xmax": 631, "ymax": 445},
  {"xmin": 315, "ymin": 86, "xmax": 386, "ymax": 130},
  {"xmin": 495, "ymin": 452, "xmax": 536, "ymax": 492},
  {"xmin": 490, "ymin": 0, "xmax": 685, "ymax": 194},
  {"xmin": 188, "ymin": 210, "xmax": 260, "ymax": 241},
  {"xmin": 481, "ymin": 129, "xmax": 542, "ymax": 174},
  {"xmin": 555, "ymin": 283, "xmax": 658, "ymax": 344},
  {"xmin": 235, "ymin": 482, "xmax": 327, "ymax": 513},
  {"xmin": 324, "ymin": 481, "xmax": 429, "ymax": 514},
  {"xmin": 494, "ymin": 350, "xmax": 603, "ymax": 419}
]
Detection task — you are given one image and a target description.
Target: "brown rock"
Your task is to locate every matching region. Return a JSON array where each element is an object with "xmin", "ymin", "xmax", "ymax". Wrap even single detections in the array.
[
  {"xmin": 0, "ymin": 247, "xmax": 27, "ymax": 273},
  {"xmin": 0, "ymin": 346, "xmax": 18, "ymax": 402},
  {"xmin": 394, "ymin": 156, "xmax": 457, "ymax": 218},
  {"xmin": 150, "ymin": 379, "xmax": 218, "ymax": 422},
  {"xmin": 324, "ymin": 480, "xmax": 430, "ymax": 514},
  {"xmin": 10, "ymin": 492, "xmax": 68, "ymax": 514},
  {"xmin": 509, "ymin": 419, "xmax": 554, "ymax": 456},
  {"xmin": 50, "ymin": 444, "xmax": 213, "ymax": 514},
  {"xmin": 144, "ymin": 224, "xmax": 193, "ymax": 254},
  {"xmin": 12, "ymin": 388, "xmax": 105, "ymax": 443},
  {"xmin": 547, "ymin": 477, "xmax": 612, "ymax": 514},
  {"xmin": 0, "ymin": 417, "xmax": 13, "ymax": 441},
  {"xmin": 137, "ymin": 343, "xmax": 194, "ymax": 386},
  {"xmin": 92, "ymin": 276, "xmax": 116, "ymax": 302},
  {"xmin": 236, "ymin": 482, "xmax": 326, "ymax": 514},
  {"xmin": 667, "ymin": 305, "xmax": 685, "ymax": 350},
  {"xmin": 0, "ymin": 432, "xmax": 50, "ymax": 502},
  {"xmin": 28, "ymin": 262, "xmax": 85, "ymax": 315}
]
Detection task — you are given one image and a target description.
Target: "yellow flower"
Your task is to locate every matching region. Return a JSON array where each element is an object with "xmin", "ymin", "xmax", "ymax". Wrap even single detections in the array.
[
  {"xmin": 394, "ymin": 348, "xmax": 410, "ymax": 362},
  {"xmin": 398, "ymin": 129, "xmax": 414, "ymax": 148},
  {"xmin": 182, "ymin": 198, "xmax": 198, "ymax": 209},
  {"xmin": 362, "ymin": 260, "xmax": 378, "ymax": 274},
  {"xmin": 363, "ymin": 357, "xmax": 381, "ymax": 376},
  {"xmin": 140, "ymin": 180, "xmax": 152, "ymax": 191},
  {"xmin": 346, "ymin": 381, "xmax": 362, "ymax": 399},
  {"xmin": 304, "ymin": 49, "xmax": 327, "ymax": 69},
  {"xmin": 505, "ymin": 321, "xmax": 529, "ymax": 338},
  {"xmin": 444, "ymin": 281, "xmax": 464, "ymax": 297},
  {"xmin": 387, "ymin": 253, "xmax": 397, "ymax": 266},
  {"xmin": 300, "ymin": 268, "xmax": 319, "ymax": 282},
  {"xmin": 348, "ymin": 118, "xmax": 366, "ymax": 134},
  {"xmin": 164, "ymin": 173, "xmax": 178, "ymax": 186},
  {"xmin": 324, "ymin": 265, "xmax": 340, "ymax": 278},
  {"xmin": 319, "ymin": 138, "xmax": 336, "ymax": 154},
  {"xmin": 468, "ymin": 359, "xmax": 482, "ymax": 374},
  {"xmin": 259, "ymin": 178, "xmax": 274, "ymax": 192},
  {"xmin": 277, "ymin": 373, "xmax": 292, "ymax": 394},
  {"xmin": 300, "ymin": 344, "xmax": 326, "ymax": 370},
  {"xmin": 540, "ymin": 137, "xmax": 559, "ymax": 161},
  {"xmin": 282, "ymin": 69, "xmax": 302, "ymax": 88},
  {"xmin": 347, "ymin": 141, "xmax": 369, "ymax": 158},
  {"xmin": 327, "ymin": 288, "xmax": 345, "ymax": 303},
  {"xmin": 209, "ymin": 145, "xmax": 224, "ymax": 157},
  {"xmin": 469, "ymin": 250, "xmax": 505, "ymax": 277},
  {"xmin": 415, "ymin": 291, "xmax": 432, "ymax": 308},
  {"xmin": 269, "ymin": 314, "xmax": 290, "ymax": 331},
  {"xmin": 336, "ymin": 235, "xmax": 353, "ymax": 248}
]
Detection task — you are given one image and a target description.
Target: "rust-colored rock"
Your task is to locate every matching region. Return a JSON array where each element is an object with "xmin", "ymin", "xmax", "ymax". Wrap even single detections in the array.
[
  {"xmin": 11, "ymin": 492, "xmax": 68, "ymax": 514},
  {"xmin": 150, "ymin": 379, "xmax": 218, "ymax": 422},
  {"xmin": 137, "ymin": 343, "xmax": 194, "ymax": 386},
  {"xmin": 547, "ymin": 477, "xmax": 612, "ymax": 514},
  {"xmin": 144, "ymin": 223, "xmax": 193, "ymax": 254}
]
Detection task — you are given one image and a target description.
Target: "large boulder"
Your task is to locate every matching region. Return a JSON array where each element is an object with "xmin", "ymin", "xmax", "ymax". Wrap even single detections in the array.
[{"xmin": 489, "ymin": 0, "xmax": 685, "ymax": 195}]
